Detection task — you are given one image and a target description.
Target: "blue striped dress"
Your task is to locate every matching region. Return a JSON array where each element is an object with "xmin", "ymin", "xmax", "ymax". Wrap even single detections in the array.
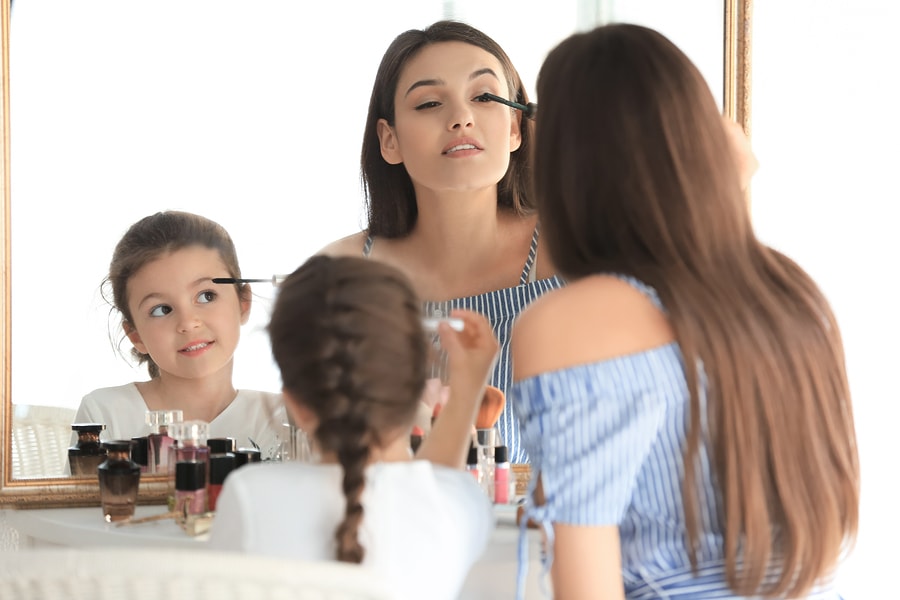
[
  {"xmin": 510, "ymin": 276, "xmax": 842, "ymax": 599},
  {"xmin": 363, "ymin": 227, "xmax": 564, "ymax": 463}
]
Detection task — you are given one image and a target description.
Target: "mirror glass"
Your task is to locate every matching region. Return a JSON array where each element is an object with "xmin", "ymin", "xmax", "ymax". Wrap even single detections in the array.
[{"xmin": 2, "ymin": 0, "xmax": 749, "ymax": 504}]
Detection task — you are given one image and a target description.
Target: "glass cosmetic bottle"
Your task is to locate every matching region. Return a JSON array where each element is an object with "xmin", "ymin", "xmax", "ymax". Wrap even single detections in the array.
[
  {"xmin": 167, "ymin": 420, "xmax": 210, "ymax": 512},
  {"xmin": 466, "ymin": 444, "xmax": 482, "ymax": 486},
  {"xmin": 493, "ymin": 445, "xmax": 511, "ymax": 505},
  {"xmin": 97, "ymin": 440, "xmax": 141, "ymax": 522},
  {"xmin": 174, "ymin": 460, "xmax": 208, "ymax": 522},
  {"xmin": 68, "ymin": 423, "xmax": 107, "ymax": 476},
  {"xmin": 145, "ymin": 409, "xmax": 183, "ymax": 474}
]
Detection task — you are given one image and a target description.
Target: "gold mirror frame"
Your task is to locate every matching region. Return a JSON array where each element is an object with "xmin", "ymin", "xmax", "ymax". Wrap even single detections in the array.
[{"xmin": 0, "ymin": 0, "xmax": 753, "ymax": 508}]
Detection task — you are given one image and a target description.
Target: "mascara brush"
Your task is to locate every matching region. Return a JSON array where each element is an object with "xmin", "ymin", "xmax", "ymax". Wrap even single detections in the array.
[
  {"xmin": 212, "ymin": 275, "xmax": 285, "ymax": 286},
  {"xmin": 476, "ymin": 92, "xmax": 537, "ymax": 120}
]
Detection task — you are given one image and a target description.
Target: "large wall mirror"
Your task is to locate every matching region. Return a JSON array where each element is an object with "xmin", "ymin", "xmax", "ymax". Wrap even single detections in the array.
[{"xmin": 1, "ymin": 0, "xmax": 752, "ymax": 507}]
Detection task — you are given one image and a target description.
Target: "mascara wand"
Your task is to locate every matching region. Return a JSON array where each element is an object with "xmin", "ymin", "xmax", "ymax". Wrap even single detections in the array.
[
  {"xmin": 477, "ymin": 93, "xmax": 537, "ymax": 120},
  {"xmin": 212, "ymin": 275, "xmax": 285, "ymax": 286}
]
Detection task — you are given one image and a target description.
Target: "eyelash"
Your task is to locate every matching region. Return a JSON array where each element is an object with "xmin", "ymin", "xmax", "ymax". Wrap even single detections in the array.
[{"xmin": 413, "ymin": 93, "xmax": 499, "ymax": 111}]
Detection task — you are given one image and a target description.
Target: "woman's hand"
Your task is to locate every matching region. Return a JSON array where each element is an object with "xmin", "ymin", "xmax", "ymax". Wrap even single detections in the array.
[{"xmin": 722, "ymin": 115, "xmax": 759, "ymax": 191}]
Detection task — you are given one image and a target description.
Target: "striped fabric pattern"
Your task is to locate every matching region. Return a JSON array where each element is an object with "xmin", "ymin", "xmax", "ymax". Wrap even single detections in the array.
[
  {"xmin": 509, "ymin": 276, "xmax": 843, "ymax": 599},
  {"xmin": 364, "ymin": 228, "xmax": 564, "ymax": 463}
]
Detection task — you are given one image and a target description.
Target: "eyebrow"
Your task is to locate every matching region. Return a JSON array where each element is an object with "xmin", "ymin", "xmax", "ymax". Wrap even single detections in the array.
[
  {"xmin": 404, "ymin": 67, "xmax": 501, "ymax": 97},
  {"xmin": 135, "ymin": 276, "xmax": 215, "ymax": 309}
]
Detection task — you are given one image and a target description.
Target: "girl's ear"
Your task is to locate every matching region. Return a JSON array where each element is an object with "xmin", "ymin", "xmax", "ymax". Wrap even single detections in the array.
[
  {"xmin": 377, "ymin": 119, "xmax": 403, "ymax": 165},
  {"xmin": 123, "ymin": 321, "xmax": 148, "ymax": 355},
  {"xmin": 239, "ymin": 283, "xmax": 252, "ymax": 325}
]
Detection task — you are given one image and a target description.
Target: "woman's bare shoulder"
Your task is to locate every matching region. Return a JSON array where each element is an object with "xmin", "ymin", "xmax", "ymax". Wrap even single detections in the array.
[{"xmin": 316, "ymin": 231, "xmax": 369, "ymax": 257}]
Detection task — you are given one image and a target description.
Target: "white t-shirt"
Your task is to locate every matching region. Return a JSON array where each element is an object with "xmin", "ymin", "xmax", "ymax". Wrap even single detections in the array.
[
  {"xmin": 74, "ymin": 383, "xmax": 286, "ymax": 459},
  {"xmin": 208, "ymin": 460, "xmax": 494, "ymax": 600}
]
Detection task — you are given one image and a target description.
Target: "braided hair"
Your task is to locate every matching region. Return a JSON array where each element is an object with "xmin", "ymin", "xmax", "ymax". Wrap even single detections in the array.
[{"xmin": 268, "ymin": 255, "xmax": 428, "ymax": 563}]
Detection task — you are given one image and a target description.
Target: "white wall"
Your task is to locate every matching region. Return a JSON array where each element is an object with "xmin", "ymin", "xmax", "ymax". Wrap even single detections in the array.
[{"xmin": 751, "ymin": 1, "xmax": 899, "ymax": 596}]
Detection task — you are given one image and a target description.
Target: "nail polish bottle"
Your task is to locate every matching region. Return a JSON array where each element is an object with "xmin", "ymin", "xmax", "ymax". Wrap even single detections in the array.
[
  {"xmin": 130, "ymin": 436, "xmax": 150, "ymax": 473},
  {"xmin": 493, "ymin": 445, "xmax": 511, "ymax": 504},
  {"xmin": 208, "ymin": 452, "xmax": 235, "ymax": 511},
  {"xmin": 97, "ymin": 440, "xmax": 141, "ymax": 522},
  {"xmin": 174, "ymin": 460, "xmax": 208, "ymax": 522},
  {"xmin": 166, "ymin": 420, "xmax": 210, "ymax": 512},
  {"xmin": 145, "ymin": 409, "xmax": 183, "ymax": 474},
  {"xmin": 466, "ymin": 444, "xmax": 482, "ymax": 485},
  {"xmin": 68, "ymin": 423, "xmax": 108, "ymax": 476}
]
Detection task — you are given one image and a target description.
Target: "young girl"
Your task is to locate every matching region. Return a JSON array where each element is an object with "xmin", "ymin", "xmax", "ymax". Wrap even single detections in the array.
[
  {"xmin": 510, "ymin": 24, "xmax": 859, "ymax": 599},
  {"xmin": 318, "ymin": 20, "xmax": 564, "ymax": 463},
  {"xmin": 208, "ymin": 255, "xmax": 499, "ymax": 600},
  {"xmin": 74, "ymin": 211, "xmax": 285, "ymax": 458}
]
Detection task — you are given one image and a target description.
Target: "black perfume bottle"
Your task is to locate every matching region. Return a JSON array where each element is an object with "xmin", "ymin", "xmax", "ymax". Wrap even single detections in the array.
[
  {"xmin": 68, "ymin": 423, "xmax": 107, "ymax": 476},
  {"xmin": 97, "ymin": 440, "xmax": 141, "ymax": 522}
]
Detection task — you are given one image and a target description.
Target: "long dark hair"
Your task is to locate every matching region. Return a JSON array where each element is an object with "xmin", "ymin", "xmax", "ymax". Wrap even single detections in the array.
[
  {"xmin": 361, "ymin": 20, "xmax": 535, "ymax": 238},
  {"xmin": 535, "ymin": 24, "xmax": 859, "ymax": 598},
  {"xmin": 268, "ymin": 255, "xmax": 428, "ymax": 563}
]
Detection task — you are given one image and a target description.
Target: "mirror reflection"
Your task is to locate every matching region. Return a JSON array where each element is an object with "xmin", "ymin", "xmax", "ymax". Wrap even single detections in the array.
[{"xmin": 3, "ymin": 0, "xmax": 734, "ymax": 490}]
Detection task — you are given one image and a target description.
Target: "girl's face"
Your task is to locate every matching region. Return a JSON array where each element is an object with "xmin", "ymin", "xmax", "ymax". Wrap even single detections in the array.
[
  {"xmin": 377, "ymin": 41, "xmax": 522, "ymax": 197},
  {"xmin": 123, "ymin": 246, "xmax": 250, "ymax": 382}
]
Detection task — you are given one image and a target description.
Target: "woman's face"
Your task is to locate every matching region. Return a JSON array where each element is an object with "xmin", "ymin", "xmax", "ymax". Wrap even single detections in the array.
[{"xmin": 377, "ymin": 41, "xmax": 522, "ymax": 198}]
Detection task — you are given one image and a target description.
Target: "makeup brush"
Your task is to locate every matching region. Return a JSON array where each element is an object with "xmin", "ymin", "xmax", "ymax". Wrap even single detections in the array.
[{"xmin": 476, "ymin": 385, "xmax": 506, "ymax": 431}]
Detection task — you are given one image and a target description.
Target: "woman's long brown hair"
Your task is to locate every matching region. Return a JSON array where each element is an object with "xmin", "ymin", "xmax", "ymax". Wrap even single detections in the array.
[
  {"xmin": 535, "ymin": 24, "xmax": 859, "ymax": 597},
  {"xmin": 268, "ymin": 256, "xmax": 427, "ymax": 563}
]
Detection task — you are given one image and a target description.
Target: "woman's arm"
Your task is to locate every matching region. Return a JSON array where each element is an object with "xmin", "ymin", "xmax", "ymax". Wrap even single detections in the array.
[
  {"xmin": 553, "ymin": 524, "xmax": 626, "ymax": 600},
  {"xmin": 416, "ymin": 310, "xmax": 498, "ymax": 468}
]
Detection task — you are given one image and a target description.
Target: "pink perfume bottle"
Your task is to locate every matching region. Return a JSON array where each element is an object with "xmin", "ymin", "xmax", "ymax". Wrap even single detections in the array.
[
  {"xmin": 208, "ymin": 452, "xmax": 235, "ymax": 511},
  {"xmin": 493, "ymin": 445, "xmax": 510, "ymax": 504},
  {"xmin": 68, "ymin": 423, "xmax": 108, "ymax": 476},
  {"xmin": 167, "ymin": 420, "xmax": 210, "ymax": 511},
  {"xmin": 145, "ymin": 409, "xmax": 183, "ymax": 474},
  {"xmin": 97, "ymin": 440, "xmax": 141, "ymax": 522}
]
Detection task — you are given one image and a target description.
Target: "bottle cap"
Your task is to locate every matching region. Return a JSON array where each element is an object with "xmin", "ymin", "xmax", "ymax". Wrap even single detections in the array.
[
  {"xmin": 71, "ymin": 423, "xmax": 105, "ymax": 433},
  {"xmin": 145, "ymin": 410, "xmax": 183, "ymax": 432},
  {"xmin": 175, "ymin": 460, "xmax": 206, "ymax": 491},
  {"xmin": 169, "ymin": 420, "xmax": 210, "ymax": 445},
  {"xmin": 207, "ymin": 437, "xmax": 236, "ymax": 454},
  {"xmin": 494, "ymin": 445, "xmax": 509, "ymax": 464},
  {"xmin": 233, "ymin": 448, "xmax": 261, "ymax": 468},
  {"xmin": 130, "ymin": 436, "xmax": 149, "ymax": 466},
  {"xmin": 467, "ymin": 444, "xmax": 479, "ymax": 466},
  {"xmin": 209, "ymin": 453, "xmax": 236, "ymax": 484}
]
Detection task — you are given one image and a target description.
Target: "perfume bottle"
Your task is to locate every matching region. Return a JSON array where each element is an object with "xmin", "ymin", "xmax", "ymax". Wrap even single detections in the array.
[
  {"xmin": 167, "ymin": 420, "xmax": 210, "ymax": 511},
  {"xmin": 68, "ymin": 423, "xmax": 108, "ymax": 476},
  {"xmin": 97, "ymin": 440, "xmax": 141, "ymax": 522},
  {"xmin": 145, "ymin": 409, "xmax": 183, "ymax": 474},
  {"xmin": 207, "ymin": 437, "xmax": 236, "ymax": 455},
  {"xmin": 174, "ymin": 460, "xmax": 208, "ymax": 522},
  {"xmin": 208, "ymin": 452, "xmax": 235, "ymax": 512},
  {"xmin": 466, "ymin": 444, "xmax": 482, "ymax": 485}
]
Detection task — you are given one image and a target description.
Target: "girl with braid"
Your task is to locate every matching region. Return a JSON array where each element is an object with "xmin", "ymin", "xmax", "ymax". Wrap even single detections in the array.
[{"xmin": 209, "ymin": 255, "xmax": 499, "ymax": 600}]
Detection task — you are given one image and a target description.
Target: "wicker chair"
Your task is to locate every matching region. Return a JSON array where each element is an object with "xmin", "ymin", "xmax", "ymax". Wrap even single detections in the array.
[
  {"xmin": 10, "ymin": 404, "xmax": 77, "ymax": 478},
  {"xmin": 0, "ymin": 546, "xmax": 394, "ymax": 600}
]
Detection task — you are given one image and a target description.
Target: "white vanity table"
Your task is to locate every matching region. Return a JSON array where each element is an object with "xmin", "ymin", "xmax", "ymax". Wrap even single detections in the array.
[{"xmin": 1, "ymin": 504, "xmax": 549, "ymax": 599}]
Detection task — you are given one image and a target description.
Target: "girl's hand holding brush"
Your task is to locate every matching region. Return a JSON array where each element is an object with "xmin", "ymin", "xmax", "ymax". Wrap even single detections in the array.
[{"xmin": 416, "ymin": 309, "xmax": 499, "ymax": 469}]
